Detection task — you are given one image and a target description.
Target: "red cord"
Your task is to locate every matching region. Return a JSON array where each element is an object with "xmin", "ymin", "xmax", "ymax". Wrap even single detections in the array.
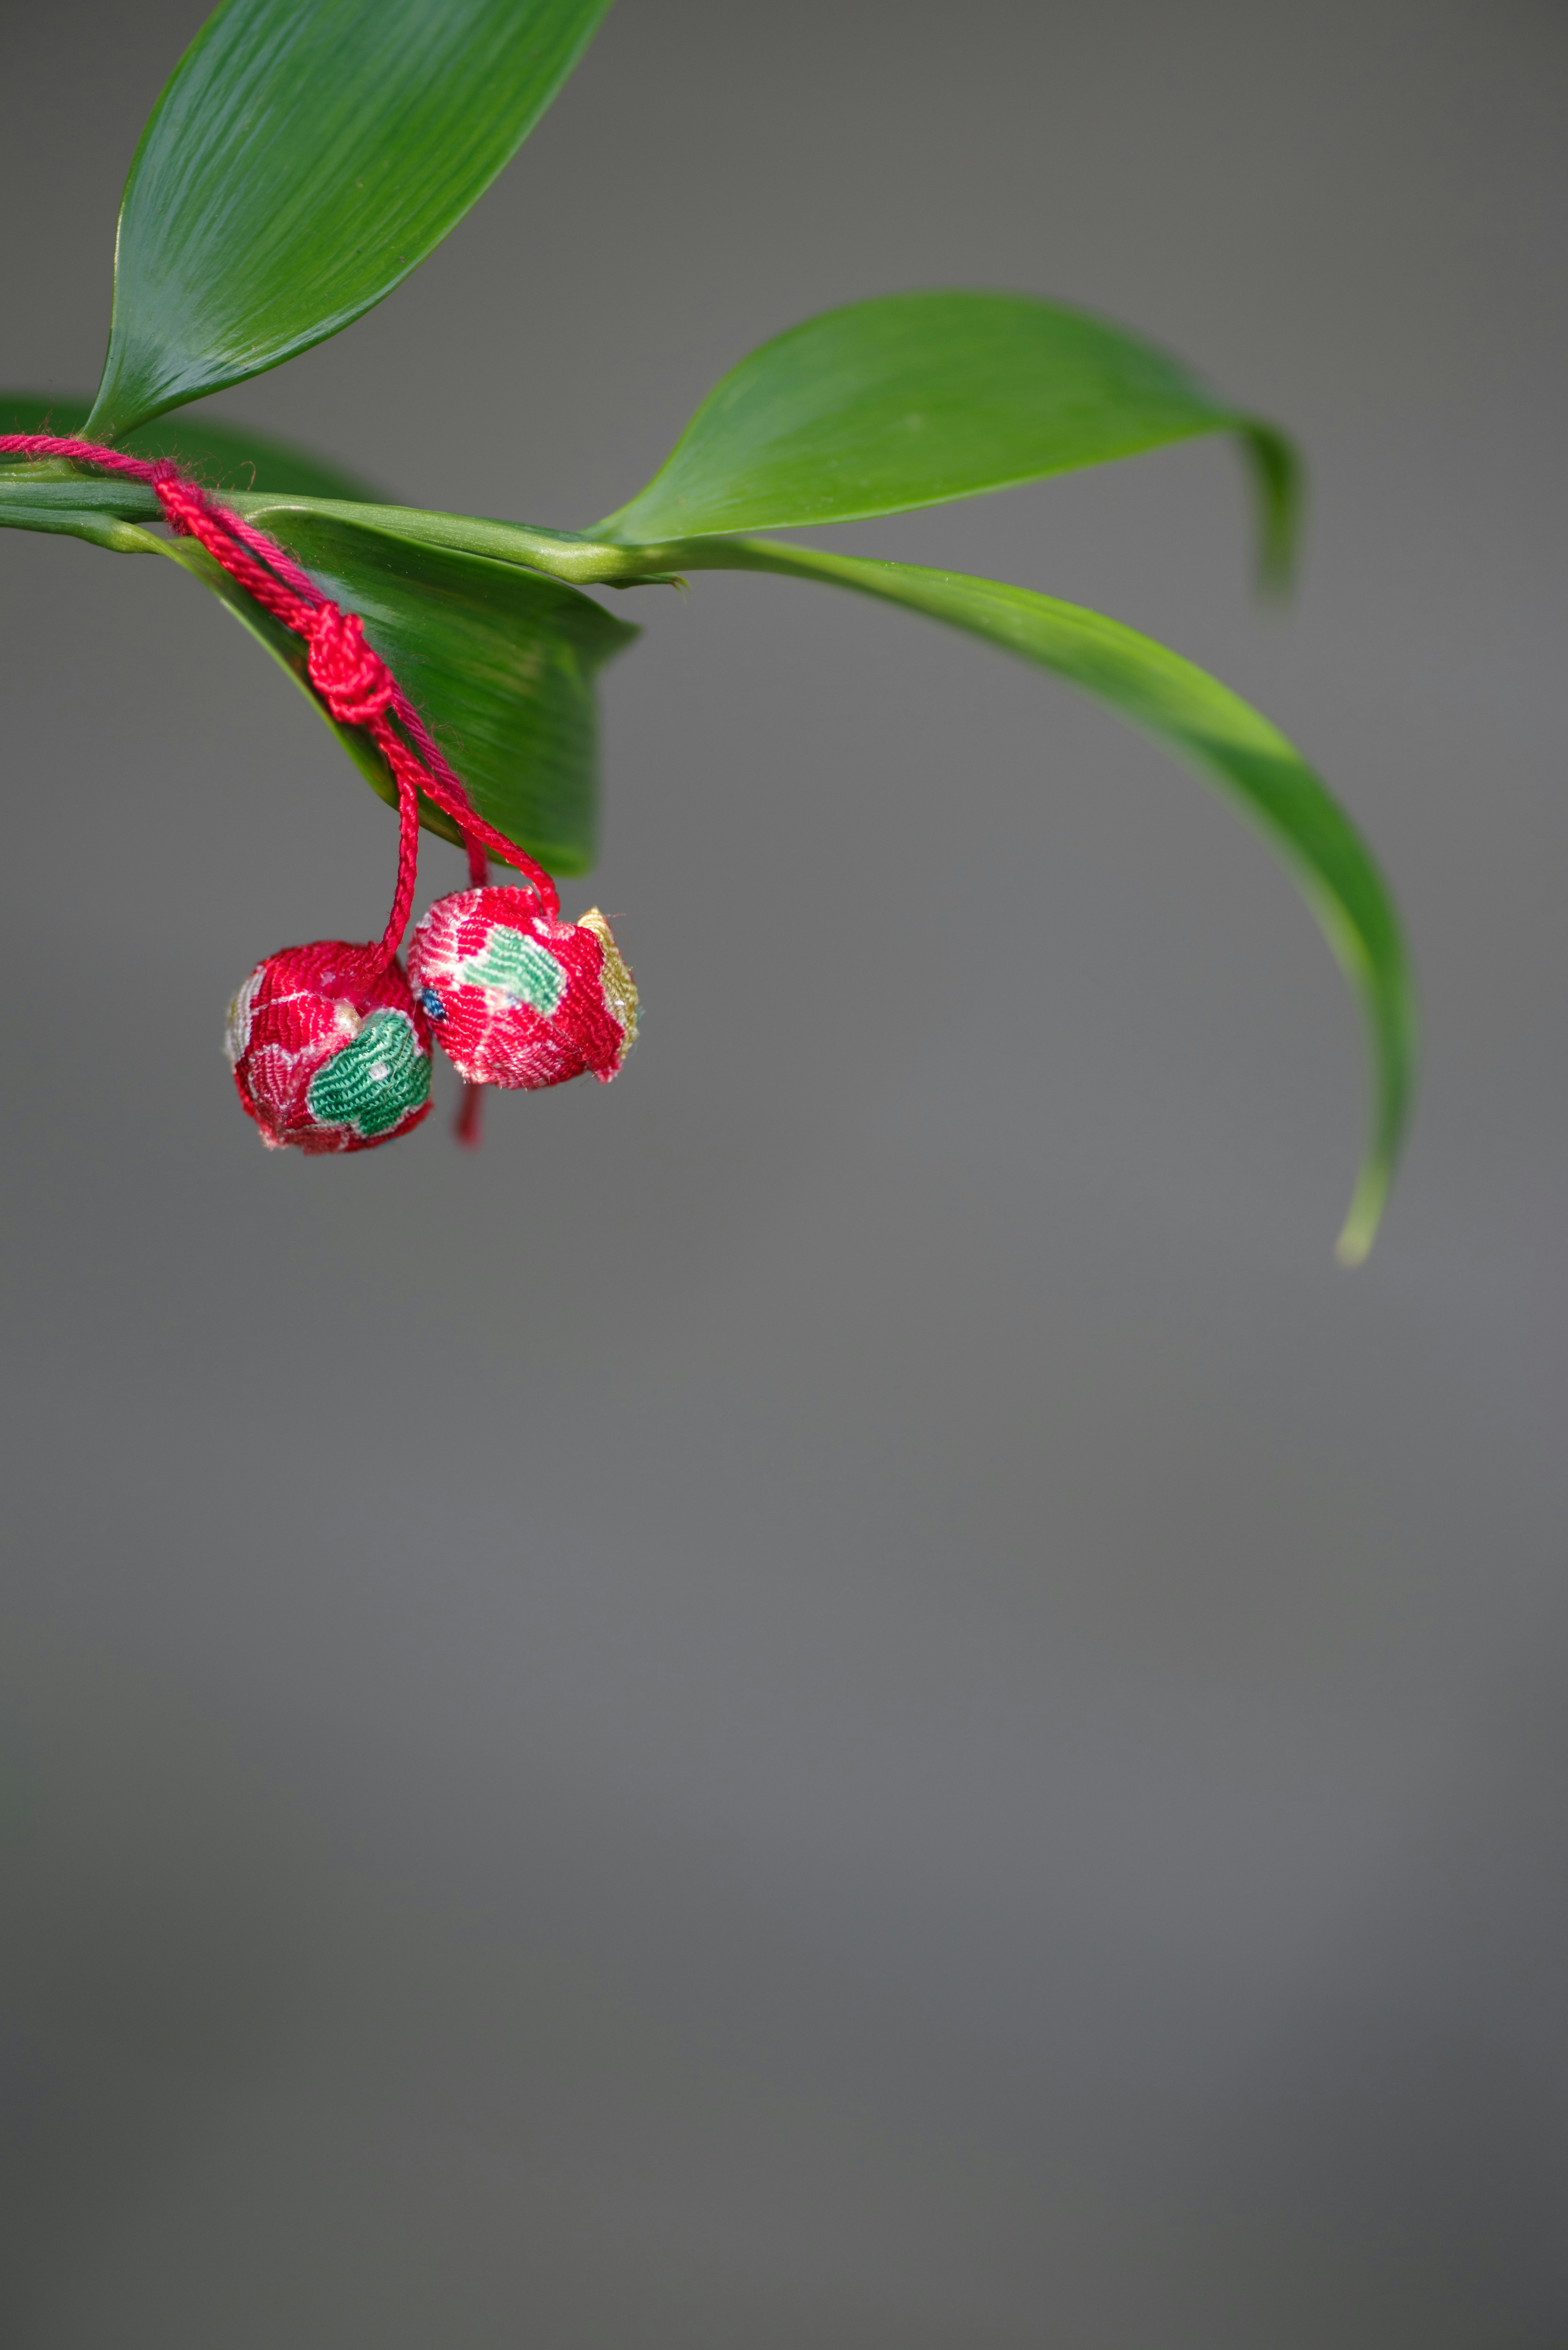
[
  {"xmin": 454, "ymin": 836, "xmax": 491, "ymax": 1144},
  {"xmin": 0, "ymin": 434, "xmax": 560, "ymax": 959},
  {"xmin": 454, "ymin": 1076, "xmax": 486, "ymax": 1148}
]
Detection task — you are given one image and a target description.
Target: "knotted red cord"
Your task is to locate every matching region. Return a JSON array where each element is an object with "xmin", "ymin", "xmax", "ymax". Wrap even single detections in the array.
[{"xmin": 0, "ymin": 433, "xmax": 560, "ymax": 964}]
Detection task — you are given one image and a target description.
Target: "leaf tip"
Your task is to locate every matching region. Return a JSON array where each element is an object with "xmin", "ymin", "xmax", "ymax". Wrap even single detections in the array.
[
  {"xmin": 1238, "ymin": 419, "xmax": 1305, "ymax": 602},
  {"xmin": 1333, "ymin": 1168, "xmax": 1388, "ymax": 1268}
]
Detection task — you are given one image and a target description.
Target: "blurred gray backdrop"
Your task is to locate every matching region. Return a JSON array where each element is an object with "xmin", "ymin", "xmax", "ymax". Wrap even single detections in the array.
[{"xmin": 2, "ymin": 3, "xmax": 1566, "ymax": 2343}]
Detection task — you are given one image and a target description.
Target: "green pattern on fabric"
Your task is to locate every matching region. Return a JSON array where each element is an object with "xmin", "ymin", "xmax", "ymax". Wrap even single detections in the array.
[
  {"xmin": 307, "ymin": 1010, "xmax": 430, "ymax": 1136},
  {"xmin": 456, "ymin": 929, "xmax": 566, "ymax": 1015}
]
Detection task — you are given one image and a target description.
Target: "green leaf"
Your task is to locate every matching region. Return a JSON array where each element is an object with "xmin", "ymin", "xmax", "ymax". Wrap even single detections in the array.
[
  {"xmin": 0, "ymin": 392, "xmax": 383, "ymax": 500},
  {"xmin": 0, "ymin": 452, "xmax": 635, "ymax": 870},
  {"xmin": 127, "ymin": 521, "xmax": 430, "ymax": 820},
  {"xmin": 85, "ymin": 0, "xmax": 612, "ymax": 441},
  {"xmin": 655, "ymin": 537, "xmax": 1412, "ymax": 1262},
  {"xmin": 190, "ymin": 500, "xmax": 639, "ymax": 875},
  {"xmin": 594, "ymin": 291, "xmax": 1299, "ymax": 585}
]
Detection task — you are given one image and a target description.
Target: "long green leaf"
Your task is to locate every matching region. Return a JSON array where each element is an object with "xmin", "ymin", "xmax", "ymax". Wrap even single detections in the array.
[
  {"xmin": 0, "ymin": 392, "xmax": 383, "ymax": 501},
  {"xmin": 228, "ymin": 502, "xmax": 639, "ymax": 874},
  {"xmin": 0, "ymin": 462, "xmax": 634, "ymax": 870},
  {"xmin": 73, "ymin": 504, "xmax": 637, "ymax": 873},
  {"xmin": 129, "ymin": 522, "xmax": 432, "ymax": 829},
  {"xmin": 86, "ymin": 0, "xmax": 612, "ymax": 441},
  {"xmin": 594, "ymin": 292, "xmax": 1299, "ymax": 584},
  {"xmin": 650, "ymin": 537, "xmax": 1412, "ymax": 1261}
]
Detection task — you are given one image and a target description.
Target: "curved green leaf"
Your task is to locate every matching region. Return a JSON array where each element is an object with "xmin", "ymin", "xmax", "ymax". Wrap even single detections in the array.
[
  {"xmin": 0, "ymin": 392, "xmax": 383, "ymax": 501},
  {"xmin": 224, "ymin": 501, "xmax": 638, "ymax": 874},
  {"xmin": 101, "ymin": 502, "xmax": 636, "ymax": 873},
  {"xmin": 128, "ymin": 521, "xmax": 443, "ymax": 826},
  {"xmin": 594, "ymin": 292, "xmax": 1298, "ymax": 585},
  {"xmin": 86, "ymin": 0, "xmax": 612, "ymax": 441},
  {"xmin": 0, "ymin": 457, "xmax": 633, "ymax": 870},
  {"xmin": 655, "ymin": 537, "xmax": 1412, "ymax": 1261}
]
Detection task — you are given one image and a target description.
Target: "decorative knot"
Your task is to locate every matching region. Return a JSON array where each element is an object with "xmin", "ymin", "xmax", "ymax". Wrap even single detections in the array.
[
  {"xmin": 306, "ymin": 602, "xmax": 394, "ymax": 727},
  {"xmin": 406, "ymin": 888, "xmax": 638, "ymax": 1093}
]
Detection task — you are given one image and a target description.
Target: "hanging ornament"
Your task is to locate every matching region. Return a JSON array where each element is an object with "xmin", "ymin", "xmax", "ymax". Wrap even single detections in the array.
[
  {"xmin": 225, "ymin": 941, "xmax": 433, "ymax": 1153},
  {"xmin": 408, "ymin": 888, "xmax": 638, "ymax": 1091},
  {"xmin": 0, "ymin": 434, "xmax": 640, "ymax": 1157}
]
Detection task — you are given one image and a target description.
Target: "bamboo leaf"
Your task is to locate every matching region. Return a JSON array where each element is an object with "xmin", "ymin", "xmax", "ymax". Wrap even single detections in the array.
[
  {"xmin": 594, "ymin": 292, "xmax": 1298, "ymax": 585},
  {"xmin": 0, "ymin": 456, "xmax": 634, "ymax": 871},
  {"xmin": 659, "ymin": 537, "xmax": 1412, "ymax": 1260},
  {"xmin": 218, "ymin": 501, "xmax": 639, "ymax": 874},
  {"xmin": 76, "ymin": 506, "xmax": 637, "ymax": 876},
  {"xmin": 85, "ymin": 0, "xmax": 612, "ymax": 441}
]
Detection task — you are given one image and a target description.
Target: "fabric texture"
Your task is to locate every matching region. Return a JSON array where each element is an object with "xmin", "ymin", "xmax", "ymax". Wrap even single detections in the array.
[
  {"xmin": 225, "ymin": 942, "xmax": 433, "ymax": 1153},
  {"xmin": 407, "ymin": 890, "xmax": 638, "ymax": 1092}
]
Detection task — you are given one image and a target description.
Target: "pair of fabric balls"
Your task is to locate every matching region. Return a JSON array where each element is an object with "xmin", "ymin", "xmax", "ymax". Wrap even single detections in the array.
[{"xmin": 225, "ymin": 888, "xmax": 638, "ymax": 1153}]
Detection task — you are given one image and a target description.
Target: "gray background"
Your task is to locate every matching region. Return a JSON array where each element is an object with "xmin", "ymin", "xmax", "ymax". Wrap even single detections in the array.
[{"xmin": 2, "ymin": 2, "xmax": 1565, "ymax": 2343}]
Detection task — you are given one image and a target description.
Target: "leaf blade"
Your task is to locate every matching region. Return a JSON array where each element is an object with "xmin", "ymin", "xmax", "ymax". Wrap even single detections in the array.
[
  {"xmin": 594, "ymin": 291, "xmax": 1298, "ymax": 581},
  {"xmin": 86, "ymin": 0, "xmax": 612, "ymax": 440},
  {"xmin": 145, "ymin": 526, "xmax": 414, "ymax": 820},
  {"xmin": 0, "ymin": 447, "xmax": 635, "ymax": 871},
  {"xmin": 664, "ymin": 537, "xmax": 1412, "ymax": 1260},
  {"xmin": 232, "ymin": 501, "xmax": 639, "ymax": 874}
]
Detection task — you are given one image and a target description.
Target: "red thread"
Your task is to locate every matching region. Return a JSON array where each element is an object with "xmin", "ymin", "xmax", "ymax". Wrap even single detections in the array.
[
  {"xmin": 305, "ymin": 604, "xmax": 394, "ymax": 727},
  {"xmin": 455, "ymin": 838, "xmax": 491, "ymax": 1145},
  {"xmin": 455, "ymin": 1077, "xmax": 486, "ymax": 1148},
  {"xmin": 0, "ymin": 434, "xmax": 561, "ymax": 956}
]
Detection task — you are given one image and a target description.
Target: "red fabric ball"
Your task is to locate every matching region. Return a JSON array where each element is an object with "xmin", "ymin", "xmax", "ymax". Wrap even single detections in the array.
[
  {"xmin": 407, "ymin": 888, "xmax": 638, "ymax": 1091},
  {"xmin": 224, "ymin": 941, "xmax": 433, "ymax": 1153}
]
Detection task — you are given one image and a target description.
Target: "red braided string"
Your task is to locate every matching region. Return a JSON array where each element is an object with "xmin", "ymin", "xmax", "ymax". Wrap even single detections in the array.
[
  {"xmin": 455, "ymin": 836, "xmax": 490, "ymax": 1146},
  {"xmin": 381, "ymin": 741, "xmax": 423, "ymax": 966},
  {"xmin": 0, "ymin": 434, "xmax": 561, "ymax": 950},
  {"xmin": 455, "ymin": 1075, "xmax": 486, "ymax": 1148}
]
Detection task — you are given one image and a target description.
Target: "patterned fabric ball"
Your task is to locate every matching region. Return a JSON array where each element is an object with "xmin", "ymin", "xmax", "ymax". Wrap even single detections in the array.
[
  {"xmin": 406, "ymin": 888, "xmax": 638, "ymax": 1090},
  {"xmin": 224, "ymin": 941, "xmax": 433, "ymax": 1153}
]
